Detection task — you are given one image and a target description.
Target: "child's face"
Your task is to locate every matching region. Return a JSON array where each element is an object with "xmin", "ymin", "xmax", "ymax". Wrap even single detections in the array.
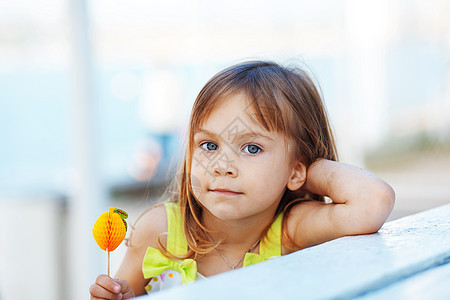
[{"xmin": 191, "ymin": 92, "xmax": 299, "ymax": 222}]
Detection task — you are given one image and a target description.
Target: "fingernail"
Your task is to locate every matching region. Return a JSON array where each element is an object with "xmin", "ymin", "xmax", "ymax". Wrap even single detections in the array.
[
  {"xmin": 118, "ymin": 292, "xmax": 123, "ymax": 300},
  {"xmin": 113, "ymin": 285, "xmax": 120, "ymax": 293}
]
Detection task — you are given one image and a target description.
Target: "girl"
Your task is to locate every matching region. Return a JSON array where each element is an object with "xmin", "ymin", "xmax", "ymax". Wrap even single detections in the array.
[{"xmin": 90, "ymin": 61, "xmax": 395, "ymax": 299}]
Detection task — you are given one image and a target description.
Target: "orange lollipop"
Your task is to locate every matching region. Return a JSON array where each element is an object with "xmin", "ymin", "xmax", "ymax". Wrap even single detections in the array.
[{"xmin": 93, "ymin": 208, "xmax": 128, "ymax": 276}]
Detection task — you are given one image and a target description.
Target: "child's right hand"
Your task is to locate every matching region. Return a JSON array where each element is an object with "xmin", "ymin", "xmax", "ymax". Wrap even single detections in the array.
[{"xmin": 90, "ymin": 274, "xmax": 135, "ymax": 300}]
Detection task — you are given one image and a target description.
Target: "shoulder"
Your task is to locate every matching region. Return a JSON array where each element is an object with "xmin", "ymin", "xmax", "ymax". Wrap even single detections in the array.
[{"xmin": 128, "ymin": 202, "xmax": 168, "ymax": 250}]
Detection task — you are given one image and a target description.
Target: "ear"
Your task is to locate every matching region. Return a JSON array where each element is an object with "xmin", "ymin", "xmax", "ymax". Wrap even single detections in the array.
[{"xmin": 286, "ymin": 161, "xmax": 307, "ymax": 191}]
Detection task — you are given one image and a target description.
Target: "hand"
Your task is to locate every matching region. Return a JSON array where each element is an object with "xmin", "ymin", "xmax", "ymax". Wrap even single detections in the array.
[{"xmin": 90, "ymin": 274, "xmax": 135, "ymax": 300}]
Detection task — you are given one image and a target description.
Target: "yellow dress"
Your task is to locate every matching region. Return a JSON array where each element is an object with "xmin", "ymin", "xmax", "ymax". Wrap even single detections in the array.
[{"xmin": 142, "ymin": 202, "xmax": 283, "ymax": 293}]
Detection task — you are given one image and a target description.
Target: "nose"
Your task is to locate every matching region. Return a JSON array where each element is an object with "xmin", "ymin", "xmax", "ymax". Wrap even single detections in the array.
[{"xmin": 211, "ymin": 156, "xmax": 237, "ymax": 177}]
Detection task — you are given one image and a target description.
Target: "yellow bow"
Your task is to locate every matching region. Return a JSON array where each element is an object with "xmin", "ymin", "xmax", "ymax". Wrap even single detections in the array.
[{"xmin": 142, "ymin": 247, "xmax": 197, "ymax": 284}]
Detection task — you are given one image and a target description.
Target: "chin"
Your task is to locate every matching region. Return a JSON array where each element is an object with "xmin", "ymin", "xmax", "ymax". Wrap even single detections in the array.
[{"xmin": 203, "ymin": 203, "xmax": 243, "ymax": 221}]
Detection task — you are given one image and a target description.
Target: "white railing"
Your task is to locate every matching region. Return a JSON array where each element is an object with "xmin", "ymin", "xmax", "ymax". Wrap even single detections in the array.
[{"xmin": 138, "ymin": 204, "xmax": 450, "ymax": 299}]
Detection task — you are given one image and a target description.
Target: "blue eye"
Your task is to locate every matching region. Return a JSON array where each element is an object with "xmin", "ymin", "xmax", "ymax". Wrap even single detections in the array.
[
  {"xmin": 201, "ymin": 142, "xmax": 219, "ymax": 151},
  {"xmin": 243, "ymin": 144, "xmax": 261, "ymax": 154}
]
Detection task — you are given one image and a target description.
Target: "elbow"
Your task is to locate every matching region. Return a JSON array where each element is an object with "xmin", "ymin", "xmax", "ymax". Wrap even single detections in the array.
[
  {"xmin": 378, "ymin": 181, "xmax": 396, "ymax": 220},
  {"xmin": 349, "ymin": 181, "xmax": 395, "ymax": 235},
  {"xmin": 365, "ymin": 182, "xmax": 396, "ymax": 233},
  {"xmin": 383, "ymin": 182, "xmax": 396, "ymax": 214}
]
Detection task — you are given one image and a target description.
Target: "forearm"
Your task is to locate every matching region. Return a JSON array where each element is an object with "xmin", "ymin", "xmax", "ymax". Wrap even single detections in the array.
[
  {"xmin": 304, "ymin": 159, "xmax": 390, "ymax": 203},
  {"xmin": 303, "ymin": 159, "xmax": 395, "ymax": 232}
]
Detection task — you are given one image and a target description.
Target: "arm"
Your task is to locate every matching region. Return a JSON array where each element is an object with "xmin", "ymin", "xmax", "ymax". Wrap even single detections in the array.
[
  {"xmin": 285, "ymin": 159, "xmax": 395, "ymax": 251},
  {"xmin": 90, "ymin": 204, "xmax": 167, "ymax": 299}
]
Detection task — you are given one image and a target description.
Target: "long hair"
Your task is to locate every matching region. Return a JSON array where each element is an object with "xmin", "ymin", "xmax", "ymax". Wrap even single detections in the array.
[{"xmin": 163, "ymin": 61, "xmax": 337, "ymax": 258}]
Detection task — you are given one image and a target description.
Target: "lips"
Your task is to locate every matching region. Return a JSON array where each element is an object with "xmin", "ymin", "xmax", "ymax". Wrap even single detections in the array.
[{"xmin": 209, "ymin": 188, "xmax": 243, "ymax": 196}]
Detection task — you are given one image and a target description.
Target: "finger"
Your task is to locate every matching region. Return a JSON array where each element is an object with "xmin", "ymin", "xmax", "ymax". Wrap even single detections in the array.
[
  {"xmin": 113, "ymin": 279, "xmax": 135, "ymax": 298},
  {"xmin": 96, "ymin": 274, "xmax": 122, "ymax": 293},
  {"xmin": 91, "ymin": 296, "xmax": 123, "ymax": 300},
  {"xmin": 90, "ymin": 283, "xmax": 121, "ymax": 299},
  {"xmin": 91, "ymin": 296, "xmax": 111, "ymax": 300}
]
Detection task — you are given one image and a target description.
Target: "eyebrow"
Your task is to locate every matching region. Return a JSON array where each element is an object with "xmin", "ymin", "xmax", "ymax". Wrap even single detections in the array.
[{"xmin": 194, "ymin": 129, "xmax": 274, "ymax": 141}]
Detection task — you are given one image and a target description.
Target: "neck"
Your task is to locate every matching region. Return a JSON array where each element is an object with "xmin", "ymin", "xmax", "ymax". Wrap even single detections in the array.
[{"xmin": 201, "ymin": 206, "xmax": 277, "ymax": 247}]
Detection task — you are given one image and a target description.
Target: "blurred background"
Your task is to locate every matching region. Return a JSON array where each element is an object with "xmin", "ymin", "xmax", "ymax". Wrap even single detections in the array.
[{"xmin": 0, "ymin": 0, "xmax": 449, "ymax": 299}]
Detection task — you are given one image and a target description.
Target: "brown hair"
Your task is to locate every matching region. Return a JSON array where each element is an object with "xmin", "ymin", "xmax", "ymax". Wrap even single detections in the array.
[{"xmin": 162, "ymin": 60, "xmax": 337, "ymax": 258}]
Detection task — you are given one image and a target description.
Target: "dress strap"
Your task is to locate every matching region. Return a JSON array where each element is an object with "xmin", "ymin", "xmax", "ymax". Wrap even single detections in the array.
[
  {"xmin": 164, "ymin": 202, "xmax": 188, "ymax": 256},
  {"xmin": 243, "ymin": 213, "xmax": 283, "ymax": 267},
  {"xmin": 259, "ymin": 212, "xmax": 283, "ymax": 258}
]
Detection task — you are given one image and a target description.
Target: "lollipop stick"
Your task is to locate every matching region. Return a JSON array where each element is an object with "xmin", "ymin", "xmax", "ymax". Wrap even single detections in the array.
[{"xmin": 107, "ymin": 250, "xmax": 110, "ymax": 277}]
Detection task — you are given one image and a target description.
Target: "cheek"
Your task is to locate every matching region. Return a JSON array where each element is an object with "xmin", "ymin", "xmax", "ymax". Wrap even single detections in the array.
[
  {"xmin": 250, "ymin": 163, "xmax": 290, "ymax": 192},
  {"xmin": 191, "ymin": 151, "xmax": 213, "ymax": 178},
  {"xmin": 190, "ymin": 164, "xmax": 206, "ymax": 199}
]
